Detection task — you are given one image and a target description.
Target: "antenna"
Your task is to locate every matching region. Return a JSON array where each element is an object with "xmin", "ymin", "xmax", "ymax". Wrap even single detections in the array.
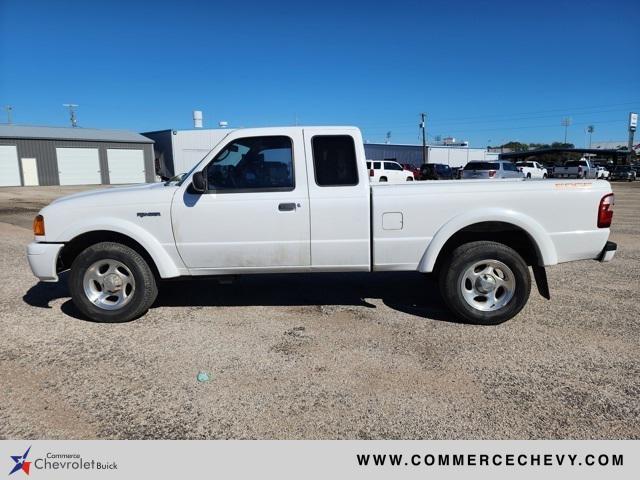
[
  {"xmin": 63, "ymin": 104, "xmax": 79, "ymax": 127},
  {"xmin": 4, "ymin": 105, "xmax": 12, "ymax": 124}
]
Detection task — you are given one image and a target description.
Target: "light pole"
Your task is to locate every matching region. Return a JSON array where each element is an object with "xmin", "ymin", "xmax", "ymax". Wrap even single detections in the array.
[
  {"xmin": 4, "ymin": 105, "xmax": 12, "ymax": 124},
  {"xmin": 628, "ymin": 113, "xmax": 637, "ymax": 164},
  {"xmin": 587, "ymin": 125, "xmax": 594, "ymax": 149},
  {"xmin": 561, "ymin": 117, "xmax": 572, "ymax": 144}
]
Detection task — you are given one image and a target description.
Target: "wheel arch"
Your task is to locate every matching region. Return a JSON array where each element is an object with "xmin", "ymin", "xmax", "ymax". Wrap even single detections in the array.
[
  {"xmin": 418, "ymin": 210, "xmax": 558, "ymax": 273},
  {"xmin": 58, "ymin": 223, "xmax": 182, "ymax": 279}
]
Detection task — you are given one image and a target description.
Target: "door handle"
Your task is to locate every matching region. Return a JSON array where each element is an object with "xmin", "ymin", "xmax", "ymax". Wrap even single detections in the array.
[{"xmin": 278, "ymin": 202, "xmax": 297, "ymax": 212}]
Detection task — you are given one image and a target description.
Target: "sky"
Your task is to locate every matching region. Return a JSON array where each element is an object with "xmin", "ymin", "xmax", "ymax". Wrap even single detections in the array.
[{"xmin": 1, "ymin": 0, "xmax": 639, "ymax": 147}]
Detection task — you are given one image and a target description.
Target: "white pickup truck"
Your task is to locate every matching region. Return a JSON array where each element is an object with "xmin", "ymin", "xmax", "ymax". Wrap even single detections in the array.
[
  {"xmin": 553, "ymin": 158, "xmax": 596, "ymax": 179},
  {"xmin": 27, "ymin": 127, "xmax": 617, "ymax": 325}
]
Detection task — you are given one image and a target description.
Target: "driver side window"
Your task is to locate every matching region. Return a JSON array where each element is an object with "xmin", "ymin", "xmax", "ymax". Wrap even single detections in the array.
[{"xmin": 205, "ymin": 136, "xmax": 294, "ymax": 192}]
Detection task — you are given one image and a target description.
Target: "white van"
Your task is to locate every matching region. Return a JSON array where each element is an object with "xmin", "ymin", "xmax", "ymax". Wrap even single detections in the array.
[{"xmin": 366, "ymin": 160, "xmax": 414, "ymax": 183}]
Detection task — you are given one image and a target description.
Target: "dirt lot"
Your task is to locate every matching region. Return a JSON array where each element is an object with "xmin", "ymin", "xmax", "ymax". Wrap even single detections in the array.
[{"xmin": 0, "ymin": 183, "xmax": 638, "ymax": 439}]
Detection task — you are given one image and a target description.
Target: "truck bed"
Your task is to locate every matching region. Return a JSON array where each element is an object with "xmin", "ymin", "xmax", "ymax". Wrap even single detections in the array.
[{"xmin": 370, "ymin": 178, "xmax": 611, "ymax": 272}]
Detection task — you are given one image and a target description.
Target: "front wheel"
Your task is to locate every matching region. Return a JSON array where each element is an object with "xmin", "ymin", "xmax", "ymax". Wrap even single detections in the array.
[
  {"xmin": 438, "ymin": 241, "xmax": 531, "ymax": 325},
  {"xmin": 69, "ymin": 242, "xmax": 158, "ymax": 322}
]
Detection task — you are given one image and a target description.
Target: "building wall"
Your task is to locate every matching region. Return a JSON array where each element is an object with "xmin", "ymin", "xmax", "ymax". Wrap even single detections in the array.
[
  {"xmin": 0, "ymin": 138, "xmax": 155, "ymax": 185},
  {"xmin": 141, "ymin": 130, "xmax": 174, "ymax": 179},
  {"xmin": 364, "ymin": 144, "xmax": 497, "ymax": 168}
]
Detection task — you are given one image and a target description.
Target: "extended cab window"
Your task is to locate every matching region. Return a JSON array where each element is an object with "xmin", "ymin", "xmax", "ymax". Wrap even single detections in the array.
[
  {"xmin": 205, "ymin": 136, "xmax": 294, "ymax": 191},
  {"xmin": 312, "ymin": 135, "xmax": 359, "ymax": 186}
]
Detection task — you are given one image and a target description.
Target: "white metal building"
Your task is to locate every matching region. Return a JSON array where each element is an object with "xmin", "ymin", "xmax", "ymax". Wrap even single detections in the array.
[
  {"xmin": 364, "ymin": 143, "xmax": 498, "ymax": 168},
  {"xmin": 142, "ymin": 128, "xmax": 231, "ymax": 179}
]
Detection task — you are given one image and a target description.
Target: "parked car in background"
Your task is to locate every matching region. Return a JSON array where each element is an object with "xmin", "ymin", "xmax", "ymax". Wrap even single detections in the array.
[
  {"xmin": 366, "ymin": 160, "xmax": 414, "ymax": 183},
  {"xmin": 542, "ymin": 162, "xmax": 560, "ymax": 178},
  {"xmin": 553, "ymin": 158, "xmax": 596, "ymax": 179},
  {"xmin": 610, "ymin": 165, "xmax": 637, "ymax": 182},
  {"xmin": 462, "ymin": 160, "xmax": 524, "ymax": 179},
  {"xmin": 401, "ymin": 163, "xmax": 422, "ymax": 180},
  {"xmin": 420, "ymin": 163, "xmax": 454, "ymax": 180},
  {"xmin": 594, "ymin": 166, "xmax": 610, "ymax": 179},
  {"xmin": 516, "ymin": 161, "xmax": 548, "ymax": 179}
]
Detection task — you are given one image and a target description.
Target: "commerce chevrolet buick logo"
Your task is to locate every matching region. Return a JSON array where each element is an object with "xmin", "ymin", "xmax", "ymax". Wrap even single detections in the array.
[{"xmin": 8, "ymin": 446, "xmax": 31, "ymax": 476}]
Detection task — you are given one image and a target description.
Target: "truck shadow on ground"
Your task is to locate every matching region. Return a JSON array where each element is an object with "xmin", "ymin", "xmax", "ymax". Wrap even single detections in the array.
[{"xmin": 23, "ymin": 271, "xmax": 458, "ymax": 323}]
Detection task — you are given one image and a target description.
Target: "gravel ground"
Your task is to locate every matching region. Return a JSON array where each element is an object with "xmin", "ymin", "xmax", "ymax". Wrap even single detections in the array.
[{"xmin": 0, "ymin": 183, "xmax": 638, "ymax": 439}]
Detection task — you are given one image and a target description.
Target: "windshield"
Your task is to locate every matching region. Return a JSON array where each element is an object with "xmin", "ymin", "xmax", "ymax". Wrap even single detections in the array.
[{"xmin": 464, "ymin": 162, "xmax": 499, "ymax": 170}]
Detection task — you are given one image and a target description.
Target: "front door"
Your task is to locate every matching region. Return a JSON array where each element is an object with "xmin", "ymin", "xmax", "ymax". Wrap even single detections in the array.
[{"xmin": 172, "ymin": 129, "xmax": 311, "ymax": 273}]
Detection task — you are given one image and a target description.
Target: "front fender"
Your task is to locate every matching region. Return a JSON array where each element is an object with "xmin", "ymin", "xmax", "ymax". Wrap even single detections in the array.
[
  {"xmin": 417, "ymin": 208, "xmax": 558, "ymax": 273},
  {"xmin": 57, "ymin": 218, "xmax": 183, "ymax": 278}
]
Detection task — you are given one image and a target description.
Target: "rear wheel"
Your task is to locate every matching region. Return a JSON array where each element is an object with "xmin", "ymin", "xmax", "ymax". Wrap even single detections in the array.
[
  {"xmin": 526, "ymin": 173, "xmax": 531, "ymax": 179},
  {"xmin": 438, "ymin": 241, "xmax": 531, "ymax": 325},
  {"xmin": 379, "ymin": 176, "xmax": 388, "ymax": 182},
  {"xmin": 543, "ymin": 173, "xmax": 548, "ymax": 179},
  {"xmin": 407, "ymin": 176, "xmax": 414, "ymax": 181},
  {"xmin": 69, "ymin": 242, "xmax": 158, "ymax": 322}
]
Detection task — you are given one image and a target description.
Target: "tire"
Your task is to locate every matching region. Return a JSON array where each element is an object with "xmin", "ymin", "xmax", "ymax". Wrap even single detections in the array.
[
  {"xmin": 543, "ymin": 173, "xmax": 547, "ymax": 179},
  {"xmin": 526, "ymin": 173, "xmax": 531, "ymax": 179},
  {"xmin": 438, "ymin": 241, "xmax": 531, "ymax": 325},
  {"xmin": 407, "ymin": 176, "xmax": 414, "ymax": 181},
  {"xmin": 379, "ymin": 177, "xmax": 388, "ymax": 182},
  {"xmin": 69, "ymin": 242, "xmax": 158, "ymax": 322}
]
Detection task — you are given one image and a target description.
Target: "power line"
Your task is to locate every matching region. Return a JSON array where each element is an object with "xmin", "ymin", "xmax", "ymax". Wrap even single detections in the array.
[{"xmin": 352, "ymin": 101, "xmax": 640, "ymax": 129}]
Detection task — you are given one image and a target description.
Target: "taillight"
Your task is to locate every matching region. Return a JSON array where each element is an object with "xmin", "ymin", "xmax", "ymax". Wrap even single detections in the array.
[
  {"xmin": 369, "ymin": 169, "xmax": 374, "ymax": 177},
  {"xmin": 597, "ymin": 193, "xmax": 614, "ymax": 228},
  {"xmin": 33, "ymin": 215, "xmax": 45, "ymax": 236},
  {"xmin": 488, "ymin": 170, "xmax": 496, "ymax": 177}
]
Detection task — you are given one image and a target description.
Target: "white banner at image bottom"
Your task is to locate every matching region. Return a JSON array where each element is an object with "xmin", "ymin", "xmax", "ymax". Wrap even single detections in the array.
[{"xmin": 0, "ymin": 440, "xmax": 637, "ymax": 479}]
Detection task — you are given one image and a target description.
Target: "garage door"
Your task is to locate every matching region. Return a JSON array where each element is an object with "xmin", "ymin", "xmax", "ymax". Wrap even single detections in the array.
[
  {"xmin": 56, "ymin": 148, "xmax": 101, "ymax": 185},
  {"xmin": 107, "ymin": 149, "xmax": 146, "ymax": 184},
  {"xmin": 0, "ymin": 145, "xmax": 21, "ymax": 186}
]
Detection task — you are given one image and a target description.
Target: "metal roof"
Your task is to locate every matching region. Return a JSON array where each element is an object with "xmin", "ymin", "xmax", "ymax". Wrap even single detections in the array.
[
  {"xmin": 499, "ymin": 148, "xmax": 625, "ymax": 160},
  {"xmin": 0, "ymin": 124, "xmax": 154, "ymax": 143}
]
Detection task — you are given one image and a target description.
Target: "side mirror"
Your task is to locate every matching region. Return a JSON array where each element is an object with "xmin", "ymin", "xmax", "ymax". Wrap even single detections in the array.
[{"xmin": 191, "ymin": 171, "xmax": 206, "ymax": 193}]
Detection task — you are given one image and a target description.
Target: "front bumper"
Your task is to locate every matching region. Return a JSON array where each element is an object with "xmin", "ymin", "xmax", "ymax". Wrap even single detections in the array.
[
  {"xmin": 598, "ymin": 241, "xmax": 617, "ymax": 262},
  {"xmin": 27, "ymin": 242, "xmax": 64, "ymax": 282}
]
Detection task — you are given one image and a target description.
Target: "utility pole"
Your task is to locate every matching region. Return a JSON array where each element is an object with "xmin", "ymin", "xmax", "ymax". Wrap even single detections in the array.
[
  {"xmin": 4, "ymin": 105, "xmax": 12, "ymax": 124},
  {"xmin": 385, "ymin": 131, "xmax": 391, "ymax": 144},
  {"xmin": 420, "ymin": 113, "xmax": 427, "ymax": 164},
  {"xmin": 63, "ymin": 103, "xmax": 79, "ymax": 127},
  {"xmin": 561, "ymin": 117, "xmax": 572, "ymax": 144}
]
